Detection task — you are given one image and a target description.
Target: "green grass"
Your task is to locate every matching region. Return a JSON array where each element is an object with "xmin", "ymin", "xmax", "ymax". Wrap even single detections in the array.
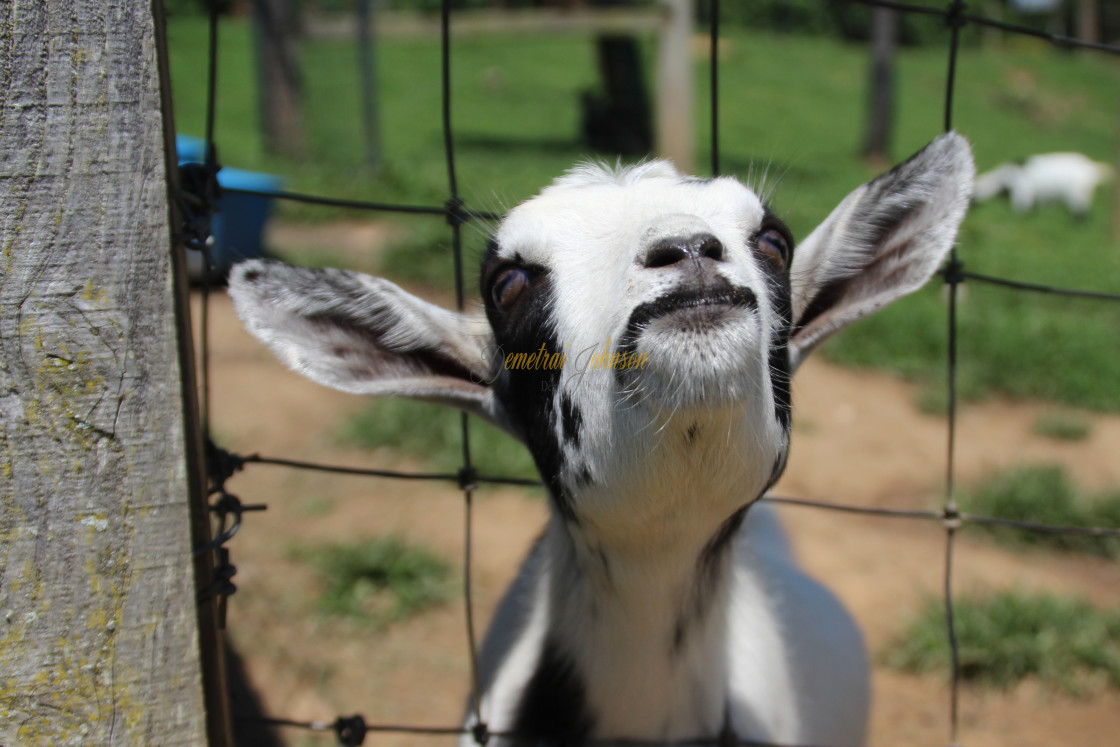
[
  {"xmin": 1033, "ymin": 411, "xmax": 1093, "ymax": 442},
  {"xmin": 885, "ymin": 590, "xmax": 1120, "ymax": 695},
  {"xmin": 290, "ymin": 536, "xmax": 453, "ymax": 628},
  {"xmin": 378, "ymin": 216, "xmax": 475, "ymax": 290},
  {"xmin": 963, "ymin": 464, "xmax": 1120, "ymax": 558},
  {"xmin": 167, "ymin": 19, "xmax": 1120, "ymax": 412},
  {"xmin": 337, "ymin": 398, "xmax": 539, "ymax": 480},
  {"xmin": 296, "ymin": 495, "xmax": 336, "ymax": 517}
]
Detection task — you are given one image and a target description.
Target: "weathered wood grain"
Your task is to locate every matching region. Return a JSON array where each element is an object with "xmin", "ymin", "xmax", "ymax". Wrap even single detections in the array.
[{"xmin": 0, "ymin": 1, "xmax": 208, "ymax": 743}]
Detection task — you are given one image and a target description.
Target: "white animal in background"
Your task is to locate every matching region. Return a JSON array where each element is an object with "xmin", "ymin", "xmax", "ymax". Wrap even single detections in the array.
[
  {"xmin": 228, "ymin": 133, "xmax": 974, "ymax": 747},
  {"xmin": 974, "ymin": 152, "xmax": 1113, "ymax": 218}
]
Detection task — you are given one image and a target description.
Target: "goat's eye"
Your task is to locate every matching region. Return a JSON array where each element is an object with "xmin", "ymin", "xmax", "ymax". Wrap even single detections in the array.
[
  {"xmin": 756, "ymin": 228, "xmax": 791, "ymax": 265},
  {"xmin": 492, "ymin": 267, "xmax": 530, "ymax": 310}
]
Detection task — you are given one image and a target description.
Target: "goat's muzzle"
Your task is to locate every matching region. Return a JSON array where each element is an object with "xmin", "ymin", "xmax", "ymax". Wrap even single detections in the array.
[{"xmin": 624, "ymin": 282, "xmax": 757, "ymax": 338}]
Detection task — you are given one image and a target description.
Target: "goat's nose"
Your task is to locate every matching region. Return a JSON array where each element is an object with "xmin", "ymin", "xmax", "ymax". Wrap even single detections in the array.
[{"xmin": 641, "ymin": 233, "xmax": 725, "ymax": 269}]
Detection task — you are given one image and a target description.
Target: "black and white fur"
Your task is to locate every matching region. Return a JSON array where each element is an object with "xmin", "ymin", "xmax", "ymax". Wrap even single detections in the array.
[{"xmin": 229, "ymin": 133, "xmax": 974, "ymax": 746}]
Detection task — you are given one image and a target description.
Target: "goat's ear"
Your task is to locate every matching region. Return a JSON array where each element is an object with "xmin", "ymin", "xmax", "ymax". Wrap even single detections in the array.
[
  {"xmin": 228, "ymin": 260, "xmax": 515, "ymax": 434},
  {"xmin": 787, "ymin": 132, "xmax": 974, "ymax": 371}
]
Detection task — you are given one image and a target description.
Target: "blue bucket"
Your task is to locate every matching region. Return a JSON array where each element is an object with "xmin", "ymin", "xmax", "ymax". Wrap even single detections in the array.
[{"xmin": 177, "ymin": 134, "xmax": 283, "ymax": 278}]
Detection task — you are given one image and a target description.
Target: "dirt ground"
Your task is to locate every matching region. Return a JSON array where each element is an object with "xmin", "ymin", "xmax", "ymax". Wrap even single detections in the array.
[{"xmin": 198, "ymin": 242, "xmax": 1120, "ymax": 746}]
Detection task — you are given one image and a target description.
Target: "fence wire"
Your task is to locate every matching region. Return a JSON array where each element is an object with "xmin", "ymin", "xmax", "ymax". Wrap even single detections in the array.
[{"xmin": 179, "ymin": 1, "xmax": 1120, "ymax": 745}]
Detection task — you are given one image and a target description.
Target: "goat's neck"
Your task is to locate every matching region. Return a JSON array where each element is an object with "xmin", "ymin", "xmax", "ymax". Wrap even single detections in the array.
[{"xmin": 538, "ymin": 410, "xmax": 774, "ymax": 739}]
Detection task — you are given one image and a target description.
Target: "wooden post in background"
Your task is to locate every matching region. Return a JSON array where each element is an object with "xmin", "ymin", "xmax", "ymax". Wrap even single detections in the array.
[
  {"xmin": 657, "ymin": 0, "xmax": 695, "ymax": 173},
  {"xmin": 1077, "ymin": 0, "xmax": 1100, "ymax": 44},
  {"xmin": 0, "ymin": 1, "xmax": 220, "ymax": 743},
  {"xmin": 863, "ymin": 6, "xmax": 898, "ymax": 167},
  {"xmin": 1114, "ymin": 80, "xmax": 1120, "ymax": 242},
  {"xmin": 357, "ymin": 0, "xmax": 384, "ymax": 169},
  {"xmin": 252, "ymin": 0, "xmax": 307, "ymax": 158}
]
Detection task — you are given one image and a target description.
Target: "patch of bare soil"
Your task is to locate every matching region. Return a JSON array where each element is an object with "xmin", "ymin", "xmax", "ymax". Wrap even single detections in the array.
[{"xmin": 198, "ymin": 286, "xmax": 1120, "ymax": 747}]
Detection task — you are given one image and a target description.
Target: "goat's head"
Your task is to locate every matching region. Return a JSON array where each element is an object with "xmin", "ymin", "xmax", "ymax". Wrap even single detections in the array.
[{"xmin": 230, "ymin": 133, "xmax": 973, "ymax": 540}]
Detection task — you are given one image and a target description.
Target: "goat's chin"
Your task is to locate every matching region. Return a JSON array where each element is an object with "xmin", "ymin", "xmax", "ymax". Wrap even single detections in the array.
[
  {"xmin": 619, "ymin": 316, "xmax": 767, "ymax": 413},
  {"xmin": 628, "ymin": 374, "xmax": 760, "ymax": 414}
]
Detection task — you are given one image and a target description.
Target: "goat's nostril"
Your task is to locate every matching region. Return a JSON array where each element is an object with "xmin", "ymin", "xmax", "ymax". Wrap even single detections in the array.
[
  {"xmin": 643, "ymin": 233, "xmax": 725, "ymax": 268},
  {"xmin": 644, "ymin": 245, "xmax": 690, "ymax": 269},
  {"xmin": 699, "ymin": 236, "xmax": 724, "ymax": 262}
]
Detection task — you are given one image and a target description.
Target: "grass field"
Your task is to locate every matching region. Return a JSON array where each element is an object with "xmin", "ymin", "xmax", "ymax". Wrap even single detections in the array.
[
  {"xmin": 167, "ymin": 16, "xmax": 1120, "ymax": 412},
  {"xmin": 963, "ymin": 463, "xmax": 1120, "ymax": 557},
  {"xmin": 288, "ymin": 536, "xmax": 454, "ymax": 628},
  {"xmin": 337, "ymin": 398, "xmax": 538, "ymax": 479},
  {"xmin": 885, "ymin": 589, "xmax": 1120, "ymax": 695}
]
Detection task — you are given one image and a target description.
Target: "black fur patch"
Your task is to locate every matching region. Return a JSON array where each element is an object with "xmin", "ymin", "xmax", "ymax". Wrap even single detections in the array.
[
  {"xmin": 794, "ymin": 276, "xmax": 846, "ymax": 333},
  {"xmin": 560, "ymin": 392, "xmax": 582, "ymax": 447},
  {"xmin": 752, "ymin": 212, "xmax": 794, "ymax": 433},
  {"xmin": 592, "ymin": 542, "xmax": 614, "ymax": 591},
  {"xmin": 673, "ymin": 504, "xmax": 750, "ymax": 654},
  {"xmin": 572, "ymin": 463, "xmax": 594, "ymax": 489},
  {"xmin": 769, "ymin": 454, "xmax": 787, "ymax": 487},
  {"xmin": 511, "ymin": 639, "xmax": 595, "ymax": 745},
  {"xmin": 554, "ymin": 486, "xmax": 580, "ymax": 525},
  {"xmin": 699, "ymin": 504, "xmax": 749, "ymax": 591},
  {"xmin": 672, "ymin": 619, "xmax": 688, "ymax": 653},
  {"xmin": 481, "ymin": 250, "xmax": 576, "ymax": 522},
  {"xmin": 766, "ymin": 310, "xmax": 792, "ymax": 433}
]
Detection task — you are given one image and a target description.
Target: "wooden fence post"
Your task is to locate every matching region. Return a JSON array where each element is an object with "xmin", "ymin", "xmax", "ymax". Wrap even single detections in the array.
[
  {"xmin": 863, "ymin": 6, "xmax": 898, "ymax": 167},
  {"xmin": 657, "ymin": 0, "xmax": 695, "ymax": 173},
  {"xmin": 0, "ymin": 1, "xmax": 223, "ymax": 743},
  {"xmin": 252, "ymin": 0, "xmax": 307, "ymax": 158}
]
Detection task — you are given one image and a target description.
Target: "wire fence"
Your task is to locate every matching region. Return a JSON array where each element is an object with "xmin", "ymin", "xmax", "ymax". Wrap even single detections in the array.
[{"xmin": 175, "ymin": 1, "xmax": 1120, "ymax": 745}]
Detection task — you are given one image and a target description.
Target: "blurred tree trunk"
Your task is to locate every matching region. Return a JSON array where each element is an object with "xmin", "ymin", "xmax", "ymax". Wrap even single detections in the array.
[
  {"xmin": 863, "ymin": 6, "xmax": 898, "ymax": 166},
  {"xmin": 982, "ymin": 0, "xmax": 1002, "ymax": 47},
  {"xmin": 655, "ymin": 0, "xmax": 694, "ymax": 172},
  {"xmin": 1114, "ymin": 84, "xmax": 1120, "ymax": 241},
  {"xmin": 357, "ymin": 0, "xmax": 383, "ymax": 169},
  {"xmin": 1077, "ymin": 0, "xmax": 1099, "ymax": 43},
  {"xmin": 252, "ymin": 0, "xmax": 306, "ymax": 157}
]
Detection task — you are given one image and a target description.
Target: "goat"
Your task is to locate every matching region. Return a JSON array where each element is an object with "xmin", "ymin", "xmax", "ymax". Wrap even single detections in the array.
[
  {"xmin": 973, "ymin": 152, "xmax": 1113, "ymax": 218},
  {"xmin": 228, "ymin": 132, "xmax": 974, "ymax": 747}
]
